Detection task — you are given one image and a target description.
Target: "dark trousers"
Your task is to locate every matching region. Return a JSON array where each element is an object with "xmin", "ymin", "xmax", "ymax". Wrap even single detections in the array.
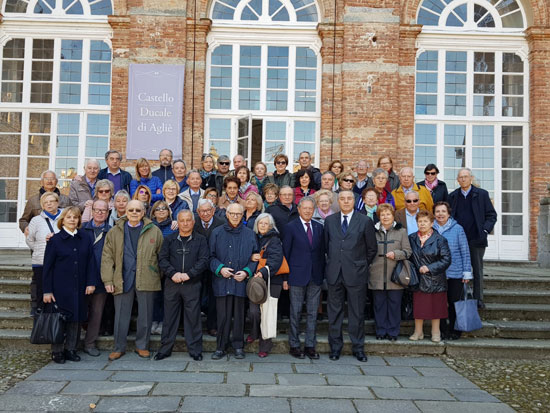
[
  {"xmin": 201, "ymin": 272, "xmax": 217, "ymax": 331},
  {"xmin": 30, "ymin": 266, "xmax": 44, "ymax": 313},
  {"xmin": 101, "ymin": 294, "xmax": 115, "ymax": 334},
  {"xmin": 327, "ymin": 276, "xmax": 366, "ymax": 354},
  {"xmin": 84, "ymin": 292, "xmax": 107, "ymax": 349},
  {"xmin": 152, "ymin": 281, "xmax": 164, "ymax": 323},
  {"xmin": 52, "ymin": 321, "xmax": 80, "ymax": 353},
  {"xmin": 288, "ymin": 282, "xmax": 321, "ymax": 349},
  {"xmin": 113, "ymin": 288, "xmax": 154, "ymax": 352},
  {"xmin": 249, "ymin": 284, "xmax": 282, "ymax": 353},
  {"xmin": 216, "ymin": 295, "xmax": 245, "ymax": 351},
  {"xmin": 372, "ymin": 289, "xmax": 403, "ymax": 337},
  {"xmin": 442, "ymin": 278, "xmax": 464, "ymax": 337},
  {"xmin": 158, "ymin": 279, "xmax": 202, "ymax": 356},
  {"xmin": 469, "ymin": 243, "xmax": 485, "ymax": 301}
]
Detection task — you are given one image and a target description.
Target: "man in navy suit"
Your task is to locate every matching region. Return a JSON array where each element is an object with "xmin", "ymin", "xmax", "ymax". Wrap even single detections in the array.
[
  {"xmin": 324, "ymin": 190, "xmax": 377, "ymax": 362},
  {"xmin": 283, "ymin": 196, "xmax": 325, "ymax": 359}
]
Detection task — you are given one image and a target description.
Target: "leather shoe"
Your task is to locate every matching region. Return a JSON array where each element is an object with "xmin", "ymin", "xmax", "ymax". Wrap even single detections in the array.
[
  {"xmin": 211, "ymin": 350, "xmax": 226, "ymax": 360},
  {"xmin": 64, "ymin": 350, "xmax": 81, "ymax": 362},
  {"xmin": 329, "ymin": 351, "xmax": 340, "ymax": 361},
  {"xmin": 353, "ymin": 351, "xmax": 368, "ymax": 362},
  {"xmin": 387, "ymin": 336, "xmax": 398, "ymax": 342},
  {"xmin": 376, "ymin": 335, "xmax": 386, "ymax": 340},
  {"xmin": 108, "ymin": 351, "xmax": 125, "ymax": 361},
  {"xmin": 208, "ymin": 329, "xmax": 217, "ymax": 337},
  {"xmin": 191, "ymin": 354, "xmax": 203, "ymax": 361},
  {"xmin": 234, "ymin": 348, "xmax": 245, "ymax": 359},
  {"xmin": 134, "ymin": 349, "xmax": 150, "ymax": 358},
  {"xmin": 289, "ymin": 347, "xmax": 305, "ymax": 359},
  {"xmin": 304, "ymin": 347, "xmax": 319, "ymax": 360},
  {"xmin": 51, "ymin": 351, "xmax": 65, "ymax": 364},
  {"xmin": 477, "ymin": 300, "xmax": 486, "ymax": 310},
  {"xmin": 84, "ymin": 347, "xmax": 100, "ymax": 357},
  {"xmin": 258, "ymin": 351, "xmax": 268, "ymax": 358},
  {"xmin": 154, "ymin": 352, "xmax": 170, "ymax": 361},
  {"xmin": 246, "ymin": 335, "xmax": 255, "ymax": 344}
]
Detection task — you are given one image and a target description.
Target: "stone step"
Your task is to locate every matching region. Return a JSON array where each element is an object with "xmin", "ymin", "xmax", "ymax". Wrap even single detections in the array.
[
  {"xmin": 483, "ymin": 289, "xmax": 550, "ymax": 304},
  {"xmin": 484, "ymin": 276, "xmax": 550, "ymax": 290},
  {"xmin": 0, "ymin": 293, "xmax": 30, "ymax": 311},
  {"xmin": 0, "ymin": 266, "xmax": 32, "ymax": 280},
  {"xmin": 480, "ymin": 303, "xmax": 550, "ymax": 321},
  {"xmin": 0, "ymin": 278, "xmax": 30, "ymax": 294},
  {"xmin": 0, "ymin": 329, "xmax": 548, "ymax": 359}
]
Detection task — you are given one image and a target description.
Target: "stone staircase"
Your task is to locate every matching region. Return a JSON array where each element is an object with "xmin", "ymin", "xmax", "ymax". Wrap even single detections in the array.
[{"xmin": 1, "ymin": 249, "xmax": 549, "ymax": 359}]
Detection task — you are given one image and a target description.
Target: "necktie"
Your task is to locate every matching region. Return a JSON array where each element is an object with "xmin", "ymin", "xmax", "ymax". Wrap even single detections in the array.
[
  {"xmin": 305, "ymin": 222, "xmax": 313, "ymax": 246},
  {"xmin": 342, "ymin": 215, "xmax": 348, "ymax": 235},
  {"xmin": 204, "ymin": 222, "xmax": 209, "ymax": 230}
]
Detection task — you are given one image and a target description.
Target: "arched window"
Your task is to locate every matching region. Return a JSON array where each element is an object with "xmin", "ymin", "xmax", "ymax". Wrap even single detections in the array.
[
  {"xmin": 205, "ymin": 0, "xmax": 321, "ymax": 171},
  {"xmin": 414, "ymin": 0, "xmax": 529, "ymax": 259},
  {"xmin": 0, "ymin": 0, "xmax": 112, "ymax": 246}
]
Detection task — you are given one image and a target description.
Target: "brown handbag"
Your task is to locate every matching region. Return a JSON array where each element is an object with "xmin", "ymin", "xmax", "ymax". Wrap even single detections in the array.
[{"xmin": 257, "ymin": 241, "xmax": 290, "ymax": 275}]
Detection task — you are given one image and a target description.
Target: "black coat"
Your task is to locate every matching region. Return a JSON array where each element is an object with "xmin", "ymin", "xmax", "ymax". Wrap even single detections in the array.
[
  {"xmin": 244, "ymin": 210, "xmax": 261, "ymax": 229},
  {"xmin": 97, "ymin": 167, "xmax": 132, "ymax": 193},
  {"xmin": 81, "ymin": 221, "xmax": 111, "ymax": 294},
  {"xmin": 194, "ymin": 216, "xmax": 225, "ymax": 241},
  {"xmin": 158, "ymin": 231, "xmax": 210, "ymax": 284},
  {"xmin": 201, "ymin": 174, "xmax": 217, "ymax": 191},
  {"xmin": 42, "ymin": 229, "xmax": 96, "ymax": 322},
  {"xmin": 448, "ymin": 185, "xmax": 497, "ymax": 247},
  {"xmin": 408, "ymin": 231, "xmax": 451, "ymax": 294},
  {"xmin": 256, "ymin": 229, "xmax": 284, "ymax": 285},
  {"xmin": 266, "ymin": 202, "xmax": 299, "ymax": 239},
  {"xmin": 417, "ymin": 180, "xmax": 449, "ymax": 204}
]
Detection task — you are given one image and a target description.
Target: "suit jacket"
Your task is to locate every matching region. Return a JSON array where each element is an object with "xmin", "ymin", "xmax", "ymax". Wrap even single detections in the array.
[
  {"xmin": 97, "ymin": 167, "xmax": 132, "ymax": 193},
  {"xmin": 282, "ymin": 219, "xmax": 325, "ymax": 287},
  {"xmin": 194, "ymin": 215, "xmax": 225, "ymax": 242},
  {"xmin": 324, "ymin": 212, "xmax": 377, "ymax": 287}
]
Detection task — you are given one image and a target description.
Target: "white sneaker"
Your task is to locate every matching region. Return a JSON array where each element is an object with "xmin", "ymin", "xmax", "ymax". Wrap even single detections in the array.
[
  {"xmin": 151, "ymin": 321, "xmax": 159, "ymax": 335},
  {"xmin": 154, "ymin": 322, "xmax": 163, "ymax": 335}
]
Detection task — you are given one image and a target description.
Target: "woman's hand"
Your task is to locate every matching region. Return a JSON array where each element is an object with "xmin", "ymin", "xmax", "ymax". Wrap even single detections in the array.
[
  {"xmin": 85, "ymin": 286, "xmax": 96, "ymax": 295},
  {"xmin": 385, "ymin": 251, "xmax": 395, "ymax": 259},
  {"xmin": 43, "ymin": 293, "xmax": 55, "ymax": 303},
  {"xmin": 251, "ymin": 253, "xmax": 261, "ymax": 262},
  {"xmin": 171, "ymin": 220, "xmax": 178, "ymax": 230},
  {"xmin": 45, "ymin": 233, "xmax": 54, "ymax": 242},
  {"xmin": 419, "ymin": 265, "xmax": 430, "ymax": 274},
  {"xmin": 283, "ymin": 281, "xmax": 289, "ymax": 291},
  {"xmin": 254, "ymin": 272, "xmax": 263, "ymax": 278},
  {"xmin": 462, "ymin": 278, "xmax": 470, "ymax": 284}
]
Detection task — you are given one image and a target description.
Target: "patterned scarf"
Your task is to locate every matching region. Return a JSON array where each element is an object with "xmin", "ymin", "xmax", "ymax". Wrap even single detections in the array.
[
  {"xmin": 418, "ymin": 229, "xmax": 434, "ymax": 247},
  {"xmin": 424, "ymin": 179, "xmax": 439, "ymax": 192}
]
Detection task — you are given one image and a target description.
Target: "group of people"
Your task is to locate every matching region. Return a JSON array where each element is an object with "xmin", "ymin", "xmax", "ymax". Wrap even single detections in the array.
[{"xmin": 20, "ymin": 148, "xmax": 497, "ymax": 364}]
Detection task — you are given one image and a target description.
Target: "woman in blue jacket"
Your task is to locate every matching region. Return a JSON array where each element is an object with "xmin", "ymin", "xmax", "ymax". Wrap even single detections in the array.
[
  {"xmin": 433, "ymin": 201, "xmax": 472, "ymax": 340},
  {"xmin": 130, "ymin": 158, "xmax": 163, "ymax": 202}
]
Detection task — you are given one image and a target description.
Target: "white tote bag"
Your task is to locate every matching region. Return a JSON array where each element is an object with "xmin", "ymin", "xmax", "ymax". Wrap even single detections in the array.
[{"xmin": 260, "ymin": 267, "xmax": 278, "ymax": 340}]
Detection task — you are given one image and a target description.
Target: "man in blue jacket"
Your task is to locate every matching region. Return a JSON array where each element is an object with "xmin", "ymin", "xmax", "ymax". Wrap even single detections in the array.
[
  {"xmin": 209, "ymin": 203, "xmax": 258, "ymax": 360},
  {"xmin": 283, "ymin": 196, "xmax": 325, "ymax": 360},
  {"xmin": 97, "ymin": 150, "xmax": 132, "ymax": 194},
  {"xmin": 448, "ymin": 168, "xmax": 497, "ymax": 309}
]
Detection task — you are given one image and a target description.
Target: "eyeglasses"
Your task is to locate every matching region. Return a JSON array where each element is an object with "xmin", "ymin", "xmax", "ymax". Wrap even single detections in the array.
[
  {"xmin": 164, "ymin": 187, "xmax": 177, "ymax": 191},
  {"xmin": 138, "ymin": 190, "xmax": 147, "ymax": 194},
  {"xmin": 425, "ymin": 171, "xmax": 437, "ymax": 176},
  {"xmin": 275, "ymin": 161, "xmax": 287, "ymax": 165},
  {"xmin": 342, "ymin": 179, "xmax": 355, "ymax": 183},
  {"xmin": 227, "ymin": 212, "xmax": 243, "ymax": 217},
  {"xmin": 219, "ymin": 161, "xmax": 230, "ymax": 166},
  {"xmin": 155, "ymin": 206, "xmax": 168, "ymax": 212},
  {"xmin": 198, "ymin": 208, "xmax": 213, "ymax": 214},
  {"xmin": 92, "ymin": 209, "xmax": 108, "ymax": 213},
  {"xmin": 206, "ymin": 193, "xmax": 218, "ymax": 198},
  {"xmin": 97, "ymin": 189, "xmax": 111, "ymax": 194},
  {"xmin": 405, "ymin": 199, "xmax": 419, "ymax": 203},
  {"xmin": 127, "ymin": 208, "xmax": 143, "ymax": 213}
]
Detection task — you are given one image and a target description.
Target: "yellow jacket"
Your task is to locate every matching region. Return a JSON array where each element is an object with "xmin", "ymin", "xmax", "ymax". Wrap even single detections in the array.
[{"xmin": 392, "ymin": 184, "xmax": 434, "ymax": 212}]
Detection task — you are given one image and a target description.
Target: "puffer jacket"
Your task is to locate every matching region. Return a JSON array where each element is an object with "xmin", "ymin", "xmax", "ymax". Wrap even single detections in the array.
[
  {"xmin": 368, "ymin": 222, "xmax": 412, "ymax": 290},
  {"xmin": 101, "ymin": 216, "xmax": 164, "ymax": 294},
  {"xmin": 408, "ymin": 231, "xmax": 451, "ymax": 293},
  {"xmin": 25, "ymin": 210, "xmax": 63, "ymax": 265},
  {"xmin": 433, "ymin": 218, "xmax": 472, "ymax": 280},
  {"xmin": 256, "ymin": 229, "xmax": 284, "ymax": 285}
]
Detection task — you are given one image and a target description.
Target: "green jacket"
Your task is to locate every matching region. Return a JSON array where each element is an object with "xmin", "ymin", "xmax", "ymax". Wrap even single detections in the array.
[{"xmin": 101, "ymin": 216, "xmax": 164, "ymax": 295}]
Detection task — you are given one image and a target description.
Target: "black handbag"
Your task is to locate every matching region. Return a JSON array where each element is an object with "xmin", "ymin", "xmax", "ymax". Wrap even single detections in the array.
[
  {"xmin": 391, "ymin": 259, "xmax": 419, "ymax": 290},
  {"xmin": 30, "ymin": 303, "xmax": 67, "ymax": 345}
]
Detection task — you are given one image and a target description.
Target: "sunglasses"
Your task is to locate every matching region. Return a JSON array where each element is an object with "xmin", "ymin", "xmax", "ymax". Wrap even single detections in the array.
[
  {"xmin": 127, "ymin": 208, "xmax": 143, "ymax": 213},
  {"xmin": 406, "ymin": 199, "xmax": 419, "ymax": 203},
  {"xmin": 155, "ymin": 206, "xmax": 168, "ymax": 212},
  {"xmin": 97, "ymin": 189, "xmax": 111, "ymax": 194},
  {"xmin": 342, "ymin": 179, "xmax": 355, "ymax": 183},
  {"xmin": 425, "ymin": 171, "xmax": 437, "ymax": 175},
  {"xmin": 219, "ymin": 161, "xmax": 230, "ymax": 166},
  {"xmin": 275, "ymin": 161, "xmax": 287, "ymax": 165},
  {"xmin": 138, "ymin": 190, "xmax": 147, "ymax": 194}
]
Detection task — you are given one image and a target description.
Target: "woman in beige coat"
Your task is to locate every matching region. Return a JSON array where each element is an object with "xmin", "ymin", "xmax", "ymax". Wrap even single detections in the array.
[{"xmin": 368, "ymin": 203, "xmax": 412, "ymax": 341}]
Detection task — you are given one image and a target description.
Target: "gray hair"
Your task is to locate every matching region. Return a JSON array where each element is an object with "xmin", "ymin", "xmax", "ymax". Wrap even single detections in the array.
[
  {"xmin": 279, "ymin": 185, "xmax": 293, "ymax": 192},
  {"xmin": 233, "ymin": 154, "xmax": 244, "ymax": 161},
  {"xmin": 114, "ymin": 189, "xmax": 130, "ymax": 202},
  {"xmin": 104, "ymin": 150, "xmax": 121, "ymax": 160},
  {"xmin": 372, "ymin": 168, "xmax": 388, "ymax": 179},
  {"xmin": 298, "ymin": 196, "xmax": 316, "ymax": 209},
  {"xmin": 177, "ymin": 209, "xmax": 195, "ymax": 221},
  {"xmin": 218, "ymin": 155, "xmax": 230, "ymax": 163},
  {"xmin": 246, "ymin": 192, "xmax": 264, "ymax": 212},
  {"xmin": 187, "ymin": 169, "xmax": 201, "ymax": 179},
  {"xmin": 84, "ymin": 158, "xmax": 100, "ymax": 168},
  {"xmin": 299, "ymin": 151, "xmax": 311, "ymax": 158},
  {"xmin": 159, "ymin": 148, "xmax": 173, "ymax": 157},
  {"xmin": 95, "ymin": 179, "xmax": 114, "ymax": 196},
  {"xmin": 173, "ymin": 159, "xmax": 187, "ymax": 169},
  {"xmin": 405, "ymin": 190, "xmax": 420, "ymax": 199},
  {"xmin": 40, "ymin": 170, "xmax": 57, "ymax": 180},
  {"xmin": 226, "ymin": 202, "xmax": 244, "ymax": 214},
  {"xmin": 322, "ymin": 171, "xmax": 336, "ymax": 179},
  {"xmin": 399, "ymin": 166, "xmax": 414, "ymax": 176},
  {"xmin": 252, "ymin": 212, "xmax": 278, "ymax": 234},
  {"xmin": 197, "ymin": 198, "xmax": 215, "ymax": 209},
  {"xmin": 457, "ymin": 167, "xmax": 472, "ymax": 177},
  {"xmin": 337, "ymin": 190, "xmax": 355, "ymax": 199}
]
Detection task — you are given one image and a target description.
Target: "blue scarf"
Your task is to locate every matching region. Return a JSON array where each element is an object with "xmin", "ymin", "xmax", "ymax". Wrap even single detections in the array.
[{"xmin": 43, "ymin": 210, "xmax": 61, "ymax": 220}]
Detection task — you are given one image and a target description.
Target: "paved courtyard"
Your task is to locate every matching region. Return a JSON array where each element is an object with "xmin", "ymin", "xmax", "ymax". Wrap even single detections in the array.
[{"xmin": 0, "ymin": 352, "xmax": 514, "ymax": 412}]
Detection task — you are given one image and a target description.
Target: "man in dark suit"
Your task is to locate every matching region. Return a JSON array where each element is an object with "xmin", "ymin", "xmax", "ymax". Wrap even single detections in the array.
[
  {"xmin": 324, "ymin": 190, "xmax": 377, "ymax": 362},
  {"xmin": 282, "ymin": 196, "xmax": 325, "ymax": 360},
  {"xmin": 266, "ymin": 186, "xmax": 299, "ymax": 239},
  {"xmin": 448, "ymin": 167, "xmax": 497, "ymax": 309},
  {"xmin": 194, "ymin": 199, "xmax": 225, "ymax": 336},
  {"xmin": 97, "ymin": 150, "xmax": 132, "ymax": 193}
]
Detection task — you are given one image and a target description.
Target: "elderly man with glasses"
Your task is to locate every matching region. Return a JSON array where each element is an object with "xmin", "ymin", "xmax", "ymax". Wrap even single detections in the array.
[
  {"xmin": 391, "ymin": 167, "xmax": 433, "ymax": 212},
  {"xmin": 101, "ymin": 199, "xmax": 164, "ymax": 361},
  {"xmin": 395, "ymin": 191, "xmax": 422, "ymax": 235}
]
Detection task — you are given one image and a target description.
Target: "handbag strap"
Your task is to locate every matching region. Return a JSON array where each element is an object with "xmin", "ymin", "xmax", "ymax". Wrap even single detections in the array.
[
  {"xmin": 44, "ymin": 217, "xmax": 55, "ymax": 233},
  {"xmin": 266, "ymin": 266, "xmax": 271, "ymax": 296},
  {"xmin": 462, "ymin": 283, "xmax": 474, "ymax": 300}
]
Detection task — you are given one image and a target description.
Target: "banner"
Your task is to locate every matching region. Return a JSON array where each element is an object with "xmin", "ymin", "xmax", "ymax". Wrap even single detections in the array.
[{"xmin": 126, "ymin": 64, "xmax": 184, "ymax": 159}]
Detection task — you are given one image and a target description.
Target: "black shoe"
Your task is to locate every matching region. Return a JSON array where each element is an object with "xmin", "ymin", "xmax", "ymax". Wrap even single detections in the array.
[
  {"xmin": 191, "ymin": 354, "xmax": 203, "ymax": 361},
  {"xmin": 64, "ymin": 350, "xmax": 81, "ymax": 362},
  {"xmin": 387, "ymin": 336, "xmax": 398, "ymax": 342},
  {"xmin": 329, "ymin": 351, "xmax": 340, "ymax": 361},
  {"xmin": 353, "ymin": 351, "xmax": 368, "ymax": 362},
  {"xmin": 207, "ymin": 329, "xmax": 217, "ymax": 337},
  {"xmin": 289, "ymin": 347, "xmax": 305, "ymax": 359},
  {"xmin": 154, "ymin": 352, "xmax": 170, "ymax": 361},
  {"xmin": 304, "ymin": 347, "xmax": 319, "ymax": 360},
  {"xmin": 376, "ymin": 334, "xmax": 386, "ymax": 340},
  {"xmin": 449, "ymin": 333, "xmax": 461, "ymax": 341},
  {"xmin": 477, "ymin": 300, "xmax": 486, "ymax": 310},
  {"xmin": 234, "ymin": 348, "xmax": 245, "ymax": 359},
  {"xmin": 51, "ymin": 352, "xmax": 65, "ymax": 364},
  {"xmin": 211, "ymin": 350, "xmax": 226, "ymax": 360}
]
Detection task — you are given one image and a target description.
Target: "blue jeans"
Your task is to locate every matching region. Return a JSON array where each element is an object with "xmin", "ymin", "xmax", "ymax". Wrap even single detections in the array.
[{"xmin": 289, "ymin": 281, "xmax": 321, "ymax": 348}]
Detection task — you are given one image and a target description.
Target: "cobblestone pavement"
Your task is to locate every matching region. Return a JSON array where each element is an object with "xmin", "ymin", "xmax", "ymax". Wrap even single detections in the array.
[
  {"xmin": 0, "ymin": 350, "xmax": 50, "ymax": 395},
  {"xmin": 0, "ymin": 350, "xmax": 515, "ymax": 412}
]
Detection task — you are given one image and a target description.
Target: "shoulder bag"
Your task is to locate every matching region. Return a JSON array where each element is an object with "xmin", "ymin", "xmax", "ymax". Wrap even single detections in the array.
[
  {"xmin": 256, "ymin": 240, "xmax": 289, "ymax": 275},
  {"xmin": 260, "ymin": 267, "xmax": 278, "ymax": 340}
]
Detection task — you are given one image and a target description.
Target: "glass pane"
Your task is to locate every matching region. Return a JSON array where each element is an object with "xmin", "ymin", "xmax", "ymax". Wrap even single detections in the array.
[
  {"xmin": 209, "ymin": 118, "xmax": 231, "ymax": 139},
  {"xmin": 61, "ymin": 39, "xmax": 83, "ymax": 60},
  {"xmin": 501, "ymin": 10, "xmax": 524, "ymax": 28},
  {"xmin": 502, "ymin": 170, "xmax": 522, "ymax": 190},
  {"xmin": 422, "ymin": 0, "xmax": 445, "ymax": 14},
  {"xmin": 503, "ymin": 53, "xmax": 523, "ymax": 73},
  {"xmin": 240, "ymin": 46, "xmax": 261, "ymax": 66},
  {"xmin": 87, "ymin": 114, "xmax": 109, "ymax": 135},
  {"xmin": 237, "ymin": 137, "xmax": 248, "ymax": 157},
  {"xmin": 26, "ymin": 157, "xmax": 49, "ymax": 178},
  {"xmin": 208, "ymin": 140, "xmax": 231, "ymax": 157},
  {"xmin": 59, "ymin": 84, "xmax": 81, "ymax": 104},
  {"xmin": 502, "ymin": 126, "xmax": 522, "ymax": 146},
  {"xmin": 444, "ymin": 124, "xmax": 466, "ymax": 146},
  {"xmin": 212, "ymin": 3, "xmax": 235, "ymax": 20},
  {"xmin": 88, "ymin": 84, "xmax": 111, "ymax": 105},
  {"xmin": 266, "ymin": 90, "xmax": 287, "ymax": 111},
  {"xmin": 415, "ymin": 94, "xmax": 437, "ymax": 115},
  {"xmin": 60, "ymin": 62, "xmax": 82, "ymax": 82},
  {"xmin": 472, "ymin": 125, "xmax": 494, "ymax": 146},
  {"xmin": 31, "ymin": 61, "xmax": 53, "ymax": 81},
  {"xmin": 478, "ymin": 13, "xmax": 495, "ymax": 27},
  {"xmin": 445, "ymin": 73, "xmax": 466, "ymax": 94},
  {"xmin": 496, "ymin": 0, "xmax": 519, "ymax": 15},
  {"xmin": 86, "ymin": 136, "xmax": 108, "ymax": 158},
  {"xmin": 0, "ymin": 112, "xmax": 22, "ymax": 132},
  {"xmin": 416, "ymin": 146, "xmax": 437, "ymax": 167},
  {"xmin": 444, "ymin": 146, "xmax": 465, "ymax": 168},
  {"xmin": 30, "ymin": 83, "xmax": 53, "ymax": 103},
  {"xmin": 265, "ymin": 121, "xmax": 286, "ymax": 141},
  {"xmin": 238, "ymin": 90, "xmax": 260, "ymax": 110},
  {"xmin": 0, "ymin": 158, "xmax": 19, "ymax": 177},
  {"xmin": 446, "ymin": 13, "xmax": 464, "ymax": 27},
  {"xmin": 210, "ymin": 89, "xmax": 231, "ymax": 109},
  {"xmin": 211, "ymin": 45, "xmax": 233, "ymax": 66},
  {"xmin": 90, "ymin": 41, "xmax": 111, "ymax": 61},
  {"xmin": 0, "ymin": 135, "xmax": 21, "ymax": 155},
  {"xmin": 242, "ymin": 5, "xmax": 259, "ymax": 20},
  {"xmin": 1, "ymin": 82, "xmax": 23, "ymax": 102},
  {"xmin": 28, "ymin": 134, "xmax": 50, "ymax": 156},
  {"xmin": 2, "ymin": 60, "xmax": 25, "ymax": 81},
  {"xmin": 0, "ymin": 201, "xmax": 18, "ymax": 222},
  {"xmin": 473, "ymin": 96, "xmax": 494, "ymax": 116},
  {"xmin": 444, "ymin": 95, "xmax": 466, "ymax": 116},
  {"xmin": 3, "ymin": 39, "xmax": 25, "ymax": 59},
  {"xmin": 294, "ymin": 121, "xmax": 315, "ymax": 142},
  {"xmin": 272, "ymin": 7, "xmax": 289, "ymax": 21},
  {"xmin": 472, "ymin": 148, "xmax": 494, "ymax": 168},
  {"xmin": 32, "ymin": 39, "xmax": 54, "ymax": 59},
  {"xmin": 26, "ymin": 180, "xmax": 42, "ymax": 199},
  {"xmin": 502, "ymin": 148, "xmax": 522, "ymax": 168},
  {"xmin": 55, "ymin": 158, "xmax": 78, "ymax": 181},
  {"xmin": 446, "ymin": 51, "xmax": 467, "ymax": 72},
  {"xmin": 56, "ymin": 136, "xmax": 79, "ymax": 156},
  {"xmin": 58, "ymin": 113, "xmax": 79, "ymax": 134},
  {"xmin": 296, "ymin": 69, "xmax": 316, "ymax": 90},
  {"xmin": 239, "ymin": 68, "xmax": 260, "ymax": 88},
  {"xmin": 267, "ymin": 68, "xmax": 288, "ymax": 89},
  {"xmin": 473, "ymin": 169, "xmax": 494, "ymax": 191},
  {"xmin": 417, "ymin": 50, "xmax": 438, "ymax": 71},
  {"xmin": 418, "ymin": 8, "xmax": 440, "ymax": 26},
  {"xmin": 473, "ymin": 74, "xmax": 494, "ymax": 94},
  {"xmin": 502, "ymin": 192, "xmax": 522, "ymax": 213},
  {"xmin": 296, "ymin": 4, "xmax": 318, "ymax": 21},
  {"xmin": 502, "ymin": 215, "xmax": 522, "ymax": 235},
  {"xmin": 502, "ymin": 96, "xmax": 523, "ymax": 117},
  {"xmin": 268, "ymin": 47, "xmax": 288, "ymax": 67},
  {"xmin": 474, "ymin": 52, "xmax": 495, "ymax": 73},
  {"xmin": 502, "ymin": 75, "xmax": 523, "ymax": 95},
  {"xmin": 89, "ymin": 62, "xmax": 111, "ymax": 83},
  {"xmin": 295, "ymin": 91, "xmax": 316, "ymax": 112},
  {"xmin": 415, "ymin": 123, "xmax": 437, "ymax": 145},
  {"xmin": 210, "ymin": 67, "xmax": 232, "ymax": 87},
  {"xmin": 296, "ymin": 47, "xmax": 316, "ymax": 68},
  {"xmin": 89, "ymin": 0, "xmax": 113, "ymax": 14},
  {"xmin": 29, "ymin": 113, "xmax": 51, "ymax": 133}
]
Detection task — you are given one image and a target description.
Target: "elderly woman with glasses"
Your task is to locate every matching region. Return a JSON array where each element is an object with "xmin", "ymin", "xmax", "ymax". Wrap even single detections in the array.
[
  {"xmin": 82, "ymin": 179, "xmax": 114, "ymax": 223},
  {"xmin": 162, "ymin": 179, "xmax": 189, "ymax": 229},
  {"xmin": 369, "ymin": 168, "xmax": 395, "ymax": 207},
  {"xmin": 417, "ymin": 163, "xmax": 448, "ymax": 204},
  {"xmin": 132, "ymin": 184, "xmax": 153, "ymax": 216}
]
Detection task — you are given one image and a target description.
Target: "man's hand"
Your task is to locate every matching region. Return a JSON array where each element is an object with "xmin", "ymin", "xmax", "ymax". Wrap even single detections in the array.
[
  {"xmin": 171, "ymin": 272, "xmax": 183, "ymax": 283},
  {"xmin": 283, "ymin": 281, "xmax": 289, "ymax": 291},
  {"xmin": 170, "ymin": 220, "xmax": 178, "ymax": 230},
  {"xmin": 105, "ymin": 285, "xmax": 115, "ymax": 293},
  {"xmin": 85, "ymin": 286, "xmax": 96, "ymax": 295},
  {"xmin": 43, "ymin": 293, "xmax": 55, "ymax": 303},
  {"xmin": 234, "ymin": 271, "xmax": 247, "ymax": 282},
  {"xmin": 254, "ymin": 272, "xmax": 263, "ymax": 278},
  {"xmin": 220, "ymin": 267, "xmax": 234, "ymax": 278}
]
